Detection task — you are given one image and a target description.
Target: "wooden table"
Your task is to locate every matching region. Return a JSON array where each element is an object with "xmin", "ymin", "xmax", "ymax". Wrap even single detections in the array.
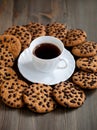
[{"xmin": 0, "ymin": 0, "xmax": 97, "ymax": 130}]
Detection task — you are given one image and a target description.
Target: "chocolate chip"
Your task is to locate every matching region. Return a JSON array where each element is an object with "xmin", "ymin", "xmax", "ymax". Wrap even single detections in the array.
[
  {"xmin": 47, "ymin": 102, "xmax": 50, "ymax": 107},
  {"xmin": 44, "ymin": 98, "xmax": 47, "ymax": 102},
  {"xmin": 13, "ymin": 94, "xmax": 16, "ymax": 98},
  {"xmin": 70, "ymin": 100, "xmax": 76, "ymax": 103},
  {"xmin": 4, "ymin": 37, "xmax": 6, "ymax": 42},
  {"xmin": 39, "ymin": 101, "xmax": 42, "ymax": 106},
  {"xmin": 10, "ymin": 103, "xmax": 13, "ymax": 106}
]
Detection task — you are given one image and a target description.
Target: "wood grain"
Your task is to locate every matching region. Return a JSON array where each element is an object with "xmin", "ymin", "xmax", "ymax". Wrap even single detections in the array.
[{"xmin": 0, "ymin": 0, "xmax": 97, "ymax": 130}]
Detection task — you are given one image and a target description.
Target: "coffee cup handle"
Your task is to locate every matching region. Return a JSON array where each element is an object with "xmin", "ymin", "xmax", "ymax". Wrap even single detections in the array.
[{"xmin": 57, "ymin": 57, "xmax": 67, "ymax": 69}]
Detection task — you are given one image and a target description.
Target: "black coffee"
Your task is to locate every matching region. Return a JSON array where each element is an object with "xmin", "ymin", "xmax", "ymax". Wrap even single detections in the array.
[{"xmin": 33, "ymin": 43, "xmax": 61, "ymax": 59}]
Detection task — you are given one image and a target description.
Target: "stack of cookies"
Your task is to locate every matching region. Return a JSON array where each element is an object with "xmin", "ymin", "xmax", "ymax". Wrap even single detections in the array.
[{"xmin": 0, "ymin": 22, "xmax": 97, "ymax": 113}]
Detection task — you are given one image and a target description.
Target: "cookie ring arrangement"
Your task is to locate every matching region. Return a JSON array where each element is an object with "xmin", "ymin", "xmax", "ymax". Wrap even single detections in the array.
[{"xmin": 0, "ymin": 22, "xmax": 97, "ymax": 113}]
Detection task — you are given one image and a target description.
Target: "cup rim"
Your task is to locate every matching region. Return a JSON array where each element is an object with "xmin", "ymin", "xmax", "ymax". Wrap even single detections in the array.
[{"xmin": 29, "ymin": 36, "xmax": 65, "ymax": 61}]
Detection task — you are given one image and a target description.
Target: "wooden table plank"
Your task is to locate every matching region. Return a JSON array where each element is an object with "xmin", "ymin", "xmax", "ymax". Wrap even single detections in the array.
[
  {"xmin": 13, "ymin": 0, "xmax": 29, "ymax": 25},
  {"xmin": 0, "ymin": 0, "xmax": 13, "ymax": 33},
  {"xmin": 0, "ymin": 0, "xmax": 97, "ymax": 130},
  {"xmin": 66, "ymin": 0, "xmax": 97, "ymax": 41}
]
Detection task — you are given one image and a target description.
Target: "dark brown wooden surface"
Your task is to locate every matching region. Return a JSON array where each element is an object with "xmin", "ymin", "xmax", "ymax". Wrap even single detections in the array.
[{"xmin": 0, "ymin": 0, "xmax": 97, "ymax": 130}]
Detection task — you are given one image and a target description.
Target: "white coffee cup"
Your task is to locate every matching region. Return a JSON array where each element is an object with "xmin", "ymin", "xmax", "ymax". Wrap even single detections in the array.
[{"xmin": 29, "ymin": 36, "xmax": 68, "ymax": 73}]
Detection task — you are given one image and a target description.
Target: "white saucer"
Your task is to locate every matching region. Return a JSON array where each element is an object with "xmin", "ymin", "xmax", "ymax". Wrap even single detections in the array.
[{"xmin": 18, "ymin": 48, "xmax": 75, "ymax": 85}]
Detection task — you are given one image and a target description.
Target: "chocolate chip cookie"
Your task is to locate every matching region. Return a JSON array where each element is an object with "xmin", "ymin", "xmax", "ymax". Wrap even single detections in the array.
[
  {"xmin": 76, "ymin": 55, "xmax": 97, "ymax": 72},
  {"xmin": 63, "ymin": 29, "xmax": 87, "ymax": 46},
  {"xmin": 46, "ymin": 22, "xmax": 68, "ymax": 41},
  {"xmin": 24, "ymin": 22, "xmax": 46, "ymax": 40},
  {"xmin": 0, "ymin": 34, "xmax": 21, "ymax": 58},
  {"xmin": 72, "ymin": 41, "xmax": 97, "ymax": 57},
  {"xmin": 1, "ymin": 79, "xmax": 28, "ymax": 108},
  {"xmin": 53, "ymin": 81, "xmax": 86, "ymax": 108},
  {"xmin": 72, "ymin": 71, "xmax": 97, "ymax": 89},
  {"xmin": 4, "ymin": 26, "xmax": 31, "ymax": 50},
  {"xmin": 23, "ymin": 83, "xmax": 57, "ymax": 113}
]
